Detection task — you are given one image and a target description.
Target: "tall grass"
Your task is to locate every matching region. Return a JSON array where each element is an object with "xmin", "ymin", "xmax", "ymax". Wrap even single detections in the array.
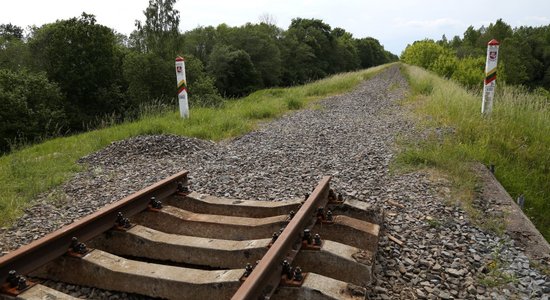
[
  {"xmin": 0, "ymin": 65, "xmax": 388, "ymax": 226},
  {"xmin": 397, "ymin": 64, "xmax": 550, "ymax": 241}
]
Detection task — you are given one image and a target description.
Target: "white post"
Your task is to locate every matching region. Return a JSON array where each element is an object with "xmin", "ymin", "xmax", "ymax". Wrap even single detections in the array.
[
  {"xmin": 175, "ymin": 56, "xmax": 189, "ymax": 118},
  {"xmin": 481, "ymin": 39, "xmax": 500, "ymax": 114}
]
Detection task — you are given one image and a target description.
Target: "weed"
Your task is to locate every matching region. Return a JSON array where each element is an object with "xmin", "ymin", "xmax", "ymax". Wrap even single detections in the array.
[
  {"xmin": 426, "ymin": 218, "xmax": 442, "ymax": 228},
  {"xmin": 285, "ymin": 97, "xmax": 304, "ymax": 110},
  {"xmin": 479, "ymin": 242, "xmax": 518, "ymax": 287}
]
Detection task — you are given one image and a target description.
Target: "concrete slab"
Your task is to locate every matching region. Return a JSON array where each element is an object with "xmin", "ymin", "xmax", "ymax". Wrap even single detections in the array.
[
  {"xmin": 10, "ymin": 284, "xmax": 78, "ymax": 300},
  {"xmin": 313, "ymin": 215, "xmax": 379, "ymax": 253},
  {"xmin": 90, "ymin": 225, "xmax": 270, "ymax": 268},
  {"xmin": 31, "ymin": 250, "xmax": 243, "ymax": 299},
  {"xmin": 294, "ymin": 240, "xmax": 374, "ymax": 286},
  {"xmin": 167, "ymin": 193, "xmax": 302, "ymax": 218},
  {"xmin": 132, "ymin": 205, "xmax": 289, "ymax": 240},
  {"xmin": 273, "ymin": 273, "xmax": 367, "ymax": 300}
]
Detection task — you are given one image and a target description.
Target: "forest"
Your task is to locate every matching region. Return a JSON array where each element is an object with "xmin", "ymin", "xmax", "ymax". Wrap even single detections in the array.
[
  {"xmin": 401, "ymin": 19, "xmax": 550, "ymax": 93},
  {"xmin": 0, "ymin": 0, "xmax": 397, "ymax": 154}
]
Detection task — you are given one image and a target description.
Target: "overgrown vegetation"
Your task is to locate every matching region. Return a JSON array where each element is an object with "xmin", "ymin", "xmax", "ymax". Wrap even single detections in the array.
[
  {"xmin": 0, "ymin": 65, "xmax": 386, "ymax": 226},
  {"xmin": 401, "ymin": 19, "xmax": 550, "ymax": 91},
  {"xmin": 0, "ymin": 0, "xmax": 396, "ymax": 154},
  {"xmin": 397, "ymin": 64, "xmax": 550, "ymax": 241}
]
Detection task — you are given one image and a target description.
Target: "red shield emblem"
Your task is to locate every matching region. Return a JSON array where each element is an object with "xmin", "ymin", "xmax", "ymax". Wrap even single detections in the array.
[
  {"xmin": 489, "ymin": 51, "xmax": 497, "ymax": 60},
  {"xmin": 176, "ymin": 66, "xmax": 182, "ymax": 73}
]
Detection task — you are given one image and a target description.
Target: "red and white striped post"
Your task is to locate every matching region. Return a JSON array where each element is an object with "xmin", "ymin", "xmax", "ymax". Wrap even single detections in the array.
[
  {"xmin": 481, "ymin": 39, "xmax": 500, "ymax": 114},
  {"xmin": 175, "ymin": 56, "xmax": 189, "ymax": 118}
]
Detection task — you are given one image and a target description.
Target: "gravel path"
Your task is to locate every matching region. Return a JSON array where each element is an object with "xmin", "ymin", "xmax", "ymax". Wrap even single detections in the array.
[{"xmin": 1, "ymin": 66, "xmax": 548, "ymax": 299}]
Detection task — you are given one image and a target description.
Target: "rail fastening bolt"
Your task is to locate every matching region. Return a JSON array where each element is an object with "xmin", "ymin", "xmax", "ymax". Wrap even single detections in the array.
[
  {"xmin": 326, "ymin": 210, "xmax": 333, "ymax": 222},
  {"xmin": 288, "ymin": 210, "xmax": 295, "ymax": 220},
  {"xmin": 7, "ymin": 270, "xmax": 17, "ymax": 287},
  {"xmin": 17, "ymin": 276, "xmax": 27, "ymax": 290},
  {"xmin": 244, "ymin": 263, "xmax": 253, "ymax": 277},
  {"xmin": 150, "ymin": 196, "xmax": 162, "ymax": 209},
  {"xmin": 314, "ymin": 233, "xmax": 321, "ymax": 246},
  {"xmin": 303, "ymin": 229, "xmax": 312, "ymax": 244},
  {"xmin": 116, "ymin": 212, "xmax": 130, "ymax": 228},
  {"xmin": 272, "ymin": 232, "xmax": 279, "ymax": 243},
  {"xmin": 293, "ymin": 266, "xmax": 303, "ymax": 281},
  {"xmin": 282, "ymin": 260, "xmax": 292, "ymax": 278}
]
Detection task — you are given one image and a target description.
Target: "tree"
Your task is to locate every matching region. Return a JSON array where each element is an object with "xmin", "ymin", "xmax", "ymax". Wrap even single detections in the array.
[
  {"xmin": 356, "ymin": 37, "xmax": 390, "ymax": 68},
  {"xmin": 280, "ymin": 31, "xmax": 316, "ymax": 85},
  {"xmin": 0, "ymin": 23, "xmax": 23, "ymax": 41},
  {"xmin": 184, "ymin": 55, "xmax": 223, "ymax": 107},
  {"xmin": 0, "ymin": 23, "xmax": 30, "ymax": 71},
  {"xmin": 331, "ymin": 28, "xmax": 360, "ymax": 72},
  {"xmin": 479, "ymin": 19, "xmax": 512, "ymax": 48},
  {"xmin": 223, "ymin": 23, "xmax": 283, "ymax": 87},
  {"xmin": 207, "ymin": 45, "xmax": 261, "ymax": 97},
  {"xmin": 0, "ymin": 69, "xmax": 65, "ymax": 152},
  {"xmin": 182, "ymin": 26, "xmax": 218, "ymax": 63},
  {"xmin": 123, "ymin": 51, "xmax": 174, "ymax": 112},
  {"xmin": 132, "ymin": 0, "xmax": 181, "ymax": 59},
  {"xmin": 284, "ymin": 18, "xmax": 335, "ymax": 79},
  {"xmin": 463, "ymin": 26, "xmax": 480, "ymax": 47},
  {"xmin": 29, "ymin": 13, "xmax": 125, "ymax": 129}
]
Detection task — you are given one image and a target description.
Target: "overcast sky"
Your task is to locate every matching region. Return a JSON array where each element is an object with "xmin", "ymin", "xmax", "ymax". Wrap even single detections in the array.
[{"xmin": 1, "ymin": 0, "xmax": 549, "ymax": 55}]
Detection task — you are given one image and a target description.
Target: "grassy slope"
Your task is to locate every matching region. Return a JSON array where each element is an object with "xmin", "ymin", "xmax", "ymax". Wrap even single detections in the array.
[
  {"xmin": 0, "ymin": 65, "xmax": 388, "ymax": 225},
  {"xmin": 397, "ymin": 64, "xmax": 550, "ymax": 241}
]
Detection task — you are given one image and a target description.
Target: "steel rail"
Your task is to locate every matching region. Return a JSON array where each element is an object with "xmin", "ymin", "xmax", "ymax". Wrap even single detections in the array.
[
  {"xmin": 231, "ymin": 176, "xmax": 331, "ymax": 300},
  {"xmin": 0, "ymin": 170, "xmax": 188, "ymax": 285}
]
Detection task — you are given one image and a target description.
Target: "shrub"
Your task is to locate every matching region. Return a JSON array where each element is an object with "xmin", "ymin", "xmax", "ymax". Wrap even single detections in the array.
[
  {"xmin": 0, "ymin": 69, "xmax": 65, "ymax": 152},
  {"xmin": 451, "ymin": 56, "xmax": 485, "ymax": 89}
]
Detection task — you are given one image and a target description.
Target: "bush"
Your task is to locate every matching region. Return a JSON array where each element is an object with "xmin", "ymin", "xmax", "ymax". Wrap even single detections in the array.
[
  {"xmin": 189, "ymin": 75, "xmax": 224, "ymax": 107},
  {"xmin": 401, "ymin": 40, "xmax": 446, "ymax": 69},
  {"xmin": 123, "ymin": 51, "xmax": 174, "ymax": 112},
  {"xmin": 0, "ymin": 69, "xmax": 65, "ymax": 152},
  {"xmin": 432, "ymin": 54, "xmax": 458, "ymax": 78},
  {"xmin": 207, "ymin": 45, "xmax": 261, "ymax": 97},
  {"xmin": 451, "ymin": 56, "xmax": 485, "ymax": 89},
  {"xmin": 182, "ymin": 54, "xmax": 223, "ymax": 107}
]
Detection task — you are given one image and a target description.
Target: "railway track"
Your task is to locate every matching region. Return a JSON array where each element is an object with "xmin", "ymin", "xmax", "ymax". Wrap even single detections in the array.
[{"xmin": 0, "ymin": 170, "xmax": 383, "ymax": 299}]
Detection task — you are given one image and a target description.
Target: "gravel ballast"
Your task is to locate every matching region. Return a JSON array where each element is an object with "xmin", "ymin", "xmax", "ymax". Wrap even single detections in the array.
[{"xmin": 1, "ymin": 66, "xmax": 548, "ymax": 299}]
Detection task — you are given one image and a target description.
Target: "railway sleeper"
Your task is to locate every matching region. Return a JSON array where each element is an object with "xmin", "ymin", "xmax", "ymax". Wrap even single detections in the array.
[
  {"xmin": 167, "ymin": 192, "xmax": 303, "ymax": 218},
  {"xmin": 1, "ymin": 174, "xmax": 383, "ymax": 299},
  {"xmin": 130, "ymin": 205, "xmax": 379, "ymax": 252},
  {"xmin": 10, "ymin": 284, "xmax": 78, "ymax": 300},
  {"xmin": 29, "ymin": 249, "xmax": 369, "ymax": 300},
  {"xmin": 31, "ymin": 249, "xmax": 244, "ymax": 299},
  {"xmin": 89, "ymin": 226, "xmax": 374, "ymax": 286},
  {"xmin": 167, "ymin": 192, "xmax": 383, "ymax": 225}
]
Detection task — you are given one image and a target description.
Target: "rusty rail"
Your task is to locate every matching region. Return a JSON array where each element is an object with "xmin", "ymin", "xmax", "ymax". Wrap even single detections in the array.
[
  {"xmin": 232, "ymin": 176, "xmax": 331, "ymax": 300},
  {"xmin": 0, "ymin": 170, "xmax": 188, "ymax": 285}
]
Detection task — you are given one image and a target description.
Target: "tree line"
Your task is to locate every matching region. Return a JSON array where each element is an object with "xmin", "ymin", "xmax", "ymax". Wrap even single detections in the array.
[
  {"xmin": 0, "ymin": 0, "xmax": 397, "ymax": 153},
  {"xmin": 401, "ymin": 19, "xmax": 550, "ymax": 93}
]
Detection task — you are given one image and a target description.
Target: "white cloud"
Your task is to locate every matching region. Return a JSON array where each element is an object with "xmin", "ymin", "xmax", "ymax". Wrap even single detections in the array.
[
  {"xmin": 521, "ymin": 16, "xmax": 550, "ymax": 26},
  {"xmin": 393, "ymin": 18, "xmax": 464, "ymax": 29}
]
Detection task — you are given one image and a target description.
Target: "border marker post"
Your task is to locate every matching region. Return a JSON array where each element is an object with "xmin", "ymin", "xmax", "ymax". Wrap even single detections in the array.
[
  {"xmin": 482, "ymin": 39, "xmax": 500, "ymax": 115},
  {"xmin": 175, "ymin": 56, "xmax": 189, "ymax": 118}
]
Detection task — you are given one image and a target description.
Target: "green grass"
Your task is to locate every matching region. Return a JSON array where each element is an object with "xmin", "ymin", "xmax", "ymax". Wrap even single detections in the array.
[
  {"xmin": 0, "ymin": 64, "xmax": 389, "ymax": 226},
  {"xmin": 396, "ymin": 64, "xmax": 550, "ymax": 241}
]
